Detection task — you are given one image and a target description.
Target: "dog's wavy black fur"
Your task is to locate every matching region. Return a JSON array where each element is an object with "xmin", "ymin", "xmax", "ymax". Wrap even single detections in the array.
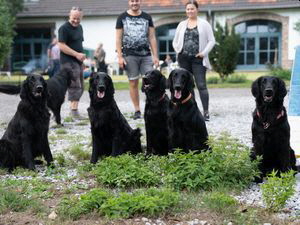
[
  {"xmin": 0, "ymin": 74, "xmax": 53, "ymax": 171},
  {"xmin": 88, "ymin": 72, "xmax": 142, "ymax": 163},
  {"xmin": 251, "ymin": 76, "xmax": 297, "ymax": 181},
  {"xmin": 142, "ymin": 69, "xmax": 169, "ymax": 155},
  {"xmin": 168, "ymin": 68, "xmax": 209, "ymax": 153},
  {"xmin": 0, "ymin": 68, "xmax": 73, "ymax": 125}
]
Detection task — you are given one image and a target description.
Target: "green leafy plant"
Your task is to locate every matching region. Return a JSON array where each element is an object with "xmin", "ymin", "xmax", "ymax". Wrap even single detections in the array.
[
  {"xmin": 162, "ymin": 134, "xmax": 260, "ymax": 191},
  {"xmin": 93, "ymin": 154, "xmax": 161, "ymax": 188},
  {"xmin": 59, "ymin": 188, "xmax": 180, "ymax": 220},
  {"xmin": 261, "ymin": 170, "xmax": 296, "ymax": 212}
]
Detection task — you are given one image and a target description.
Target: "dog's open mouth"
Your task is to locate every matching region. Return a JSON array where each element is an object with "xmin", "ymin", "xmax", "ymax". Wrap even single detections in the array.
[
  {"xmin": 33, "ymin": 90, "xmax": 42, "ymax": 97},
  {"xmin": 263, "ymin": 95, "xmax": 273, "ymax": 102},
  {"xmin": 97, "ymin": 90, "xmax": 105, "ymax": 99},
  {"xmin": 263, "ymin": 89, "xmax": 274, "ymax": 102},
  {"xmin": 174, "ymin": 90, "xmax": 182, "ymax": 99}
]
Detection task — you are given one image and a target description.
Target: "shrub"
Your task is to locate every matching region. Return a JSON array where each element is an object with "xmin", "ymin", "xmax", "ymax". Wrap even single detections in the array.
[
  {"xmin": 209, "ymin": 22, "xmax": 240, "ymax": 80},
  {"xmin": 261, "ymin": 170, "xmax": 296, "ymax": 212},
  {"xmin": 225, "ymin": 74, "xmax": 247, "ymax": 84},
  {"xmin": 93, "ymin": 154, "xmax": 161, "ymax": 188},
  {"xmin": 162, "ymin": 134, "xmax": 260, "ymax": 191},
  {"xmin": 207, "ymin": 76, "xmax": 220, "ymax": 84}
]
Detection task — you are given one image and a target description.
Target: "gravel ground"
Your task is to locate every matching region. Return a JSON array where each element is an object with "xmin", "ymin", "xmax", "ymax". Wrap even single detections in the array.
[{"xmin": 0, "ymin": 88, "xmax": 300, "ymax": 221}]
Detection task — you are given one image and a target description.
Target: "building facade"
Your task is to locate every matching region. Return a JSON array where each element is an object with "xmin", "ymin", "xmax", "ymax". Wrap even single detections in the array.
[{"xmin": 13, "ymin": 0, "xmax": 300, "ymax": 72}]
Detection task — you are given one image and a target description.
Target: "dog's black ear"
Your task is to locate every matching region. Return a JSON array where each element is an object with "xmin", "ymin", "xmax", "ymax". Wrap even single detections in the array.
[
  {"xmin": 160, "ymin": 75, "xmax": 167, "ymax": 91},
  {"xmin": 88, "ymin": 72, "xmax": 96, "ymax": 93},
  {"xmin": 168, "ymin": 70, "xmax": 175, "ymax": 91},
  {"xmin": 106, "ymin": 74, "xmax": 115, "ymax": 95},
  {"xmin": 141, "ymin": 78, "xmax": 146, "ymax": 93},
  {"xmin": 251, "ymin": 77, "xmax": 262, "ymax": 98},
  {"xmin": 42, "ymin": 78, "xmax": 49, "ymax": 100},
  {"xmin": 20, "ymin": 77, "xmax": 29, "ymax": 100},
  {"xmin": 186, "ymin": 70, "xmax": 195, "ymax": 93},
  {"xmin": 277, "ymin": 77, "xmax": 287, "ymax": 99}
]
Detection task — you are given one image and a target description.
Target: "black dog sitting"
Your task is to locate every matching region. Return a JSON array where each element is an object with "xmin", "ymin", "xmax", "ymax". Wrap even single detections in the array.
[
  {"xmin": 142, "ymin": 69, "xmax": 169, "ymax": 155},
  {"xmin": 0, "ymin": 68, "xmax": 73, "ymax": 125},
  {"xmin": 251, "ymin": 76, "xmax": 297, "ymax": 181},
  {"xmin": 88, "ymin": 72, "xmax": 142, "ymax": 163},
  {"xmin": 168, "ymin": 68, "xmax": 209, "ymax": 153},
  {"xmin": 0, "ymin": 74, "xmax": 53, "ymax": 171}
]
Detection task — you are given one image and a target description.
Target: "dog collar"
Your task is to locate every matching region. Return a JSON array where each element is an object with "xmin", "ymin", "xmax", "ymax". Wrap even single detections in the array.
[
  {"xmin": 172, "ymin": 92, "xmax": 192, "ymax": 106},
  {"xmin": 256, "ymin": 109, "xmax": 285, "ymax": 129},
  {"xmin": 158, "ymin": 93, "xmax": 166, "ymax": 102}
]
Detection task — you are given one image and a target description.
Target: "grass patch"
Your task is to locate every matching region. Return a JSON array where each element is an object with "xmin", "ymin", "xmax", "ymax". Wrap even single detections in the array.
[
  {"xmin": 0, "ymin": 188, "xmax": 44, "ymax": 214},
  {"xmin": 68, "ymin": 144, "xmax": 90, "ymax": 161},
  {"xmin": 202, "ymin": 191, "xmax": 238, "ymax": 214},
  {"xmin": 55, "ymin": 128, "xmax": 67, "ymax": 135}
]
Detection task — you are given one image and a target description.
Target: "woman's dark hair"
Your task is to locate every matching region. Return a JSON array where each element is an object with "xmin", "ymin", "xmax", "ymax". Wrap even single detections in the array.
[{"xmin": 185, "ymin": 0, "xmax": 199, "ymax": 9}]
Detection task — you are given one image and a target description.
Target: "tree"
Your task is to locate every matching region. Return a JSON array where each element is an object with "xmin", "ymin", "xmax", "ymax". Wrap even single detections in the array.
[
  {"xmin": 209, "ymin": 22, "xmax": 240, "ymax": 81},
  {"xmin": 0, "ymin": 0, "xmax": 23, "ymax": 68}
]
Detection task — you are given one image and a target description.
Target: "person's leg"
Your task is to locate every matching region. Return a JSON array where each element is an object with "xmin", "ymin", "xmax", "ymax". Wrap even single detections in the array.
[
  {"xmin": 66, "ymin": 62, "xmax": 84, "ymax": 119},
  {"xmin": 192, "ymin": 57, "xmax": 209, "ymax": 120},
  {"xmin": 129, "ymin": 78, "xmax": 140, "ymax": 112},
  {"xmin": 124, "ymin": 55, "xmax": 141, "ymax": 119}
]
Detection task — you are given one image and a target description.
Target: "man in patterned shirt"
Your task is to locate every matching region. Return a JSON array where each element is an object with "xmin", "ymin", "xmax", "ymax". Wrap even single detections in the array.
[{"xmin": 116, "ymin": 0, "xmax": 159, "ymax": 119}]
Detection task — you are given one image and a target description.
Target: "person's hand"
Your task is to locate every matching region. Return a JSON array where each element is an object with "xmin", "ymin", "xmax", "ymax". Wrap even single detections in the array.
[
  {"xmin": 76, "ymin": 53, "xmax": 86, "ymax": 62},
  {"xmin": 195, "ymin": 53, "xmax": 204, "ymax": 58},
  {"xmin": 153, "ymin": 56, "xmax": 159, "ymax": 68},
  {"xmin": 118, "ymin": 56, "xmax": 126, "ymax": 69}
]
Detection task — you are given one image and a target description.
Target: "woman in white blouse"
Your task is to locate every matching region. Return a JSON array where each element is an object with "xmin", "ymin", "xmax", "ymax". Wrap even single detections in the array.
[{"xmin": 173, "ymin": 0, "xmax": 215, "ymax": 121}]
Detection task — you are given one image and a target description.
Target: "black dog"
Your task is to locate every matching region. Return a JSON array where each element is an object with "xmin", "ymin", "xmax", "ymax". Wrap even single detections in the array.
[
  {"xmin": 0, "ymin": 68, "xmax": 73, "ymax": 125},
  {"xmin": 251, "ymin": 76, "xmax": 297, "ymax": 181},
  {"xmin": 168, "ymin": 68, "xmax": 209, "ymax": 153},
  {"xmin": 0, "ymin": 74, "xmax": 53, "ymax": 171},
  {"xmin": 142, "ymin": 69, "xmax": 169, "ymax": 155},
  {"xmin": 88, "ymin": 72, "xmax": 142, "ymax": 163}
]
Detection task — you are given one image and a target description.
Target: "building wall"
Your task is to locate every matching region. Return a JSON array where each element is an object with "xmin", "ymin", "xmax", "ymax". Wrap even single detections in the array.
[{"xmin": 16, "ymin": 9, "xmax": 300, "ymax": 70}]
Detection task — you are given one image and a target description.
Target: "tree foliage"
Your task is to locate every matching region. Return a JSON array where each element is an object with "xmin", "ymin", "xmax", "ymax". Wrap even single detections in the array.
[
  {"xmin": 209, "ymin": 22, "xmax": 240, "ymax": 81},
  {"xmin": 294, "ymin": 20, "xmax": 300, "ymax": 33},
  {"xmin": 0, "ymin": 0, "xmax": 23, "ymax": 68}
]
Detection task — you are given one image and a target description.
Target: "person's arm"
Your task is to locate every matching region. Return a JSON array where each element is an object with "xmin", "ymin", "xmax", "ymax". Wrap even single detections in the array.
[
  {"xmin": 197, "ymin": 21, "xmax": 216, "ymax": 58},
  {"xmin": 58, "ymin": 42, "xmax": 86, "ymax": 62},
  {"xmin": 116, "ymin": 28, "xmax": 125, "ymax": 69},
  {"xmin": 148, "ymin": 27, "xmax": 159, "ymax": 67}
]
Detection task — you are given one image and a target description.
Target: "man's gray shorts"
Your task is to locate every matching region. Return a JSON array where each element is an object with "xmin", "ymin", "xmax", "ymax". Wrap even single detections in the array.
[
  {"xmin": 61, "ymin": 62, "xmax": 84, "ymax": 101},
  {"xmin": 124, "ymin": 55, "xmax": 153, "ymax": 80}
]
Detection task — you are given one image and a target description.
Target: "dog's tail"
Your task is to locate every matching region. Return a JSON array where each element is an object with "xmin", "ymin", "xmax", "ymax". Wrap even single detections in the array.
[
  {"xmin": 0, "ymin": 140, "xmax": 16, "ymax": 171},
  {"xmin": 0, "ymin": 84, "xmax": 21, "ymax": 95},
  {"xmin": 130, "ymin": 128, "xmax": 142, "ymax": 154}
]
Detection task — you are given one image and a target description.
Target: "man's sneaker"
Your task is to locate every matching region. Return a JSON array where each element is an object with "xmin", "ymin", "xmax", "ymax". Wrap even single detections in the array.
[
  {"xmin": 204, "ymin": 111, "xmax": 210, "ymax": 122},
  {"xmin": 70, "ymin": 110, "xmax": 86, "ymax": 120},
  {"xmin": 132, "ymin": 111, "xmax": 141, "ymax": 120}
]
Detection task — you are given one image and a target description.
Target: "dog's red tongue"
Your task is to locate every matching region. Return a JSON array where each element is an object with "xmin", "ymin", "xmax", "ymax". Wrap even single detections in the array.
[
  {"xmin": 97, "ymin": 91, "xmax": 105, "ymax": 98},
  {"xmin": 174, "ymin": 90, "xmax": 182, "ymax": 99}
]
